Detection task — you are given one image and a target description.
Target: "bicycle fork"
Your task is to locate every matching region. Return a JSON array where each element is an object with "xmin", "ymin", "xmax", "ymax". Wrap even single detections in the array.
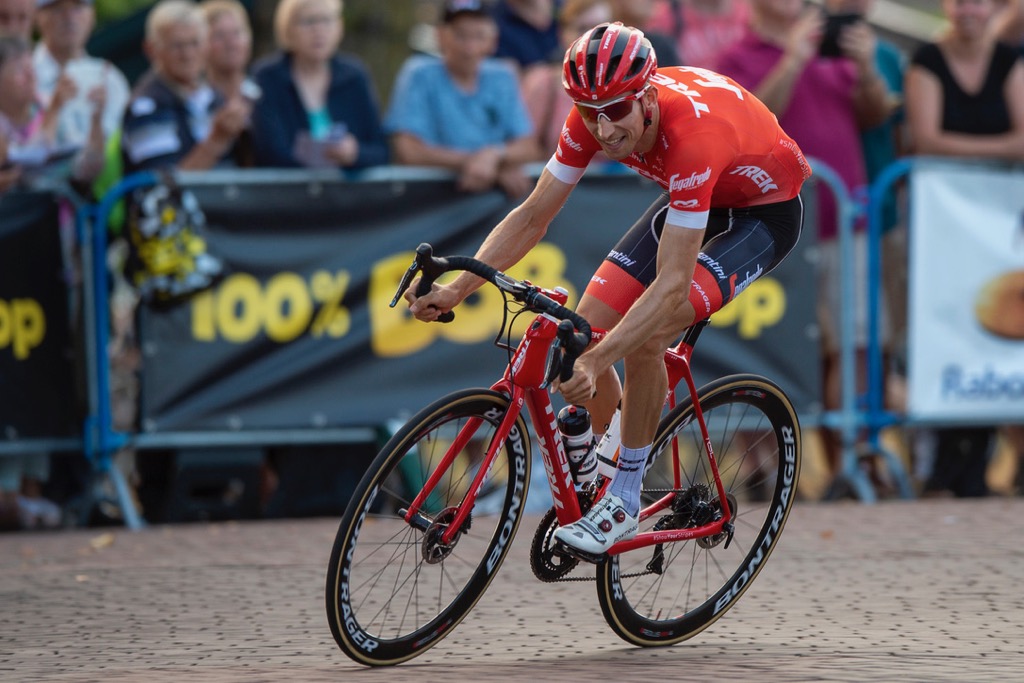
[{"xmin": 400, "ymin": 382, "xmax": 529, "ymax": 547}]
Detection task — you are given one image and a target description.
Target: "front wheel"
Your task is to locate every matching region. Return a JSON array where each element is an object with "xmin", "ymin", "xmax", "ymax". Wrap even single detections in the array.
[
  {"xmin": 325, "ymin": 389, "xmax": 531, "ymax": 666},
  {"xmin": 596, "ymin": 374, "xmax": 801, "ymax": 646}
]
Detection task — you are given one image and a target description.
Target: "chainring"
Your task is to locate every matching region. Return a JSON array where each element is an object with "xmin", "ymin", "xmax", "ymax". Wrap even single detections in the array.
[{"xmin": 529, "ymin": 489, "xmax": 595, "ymax": 582}]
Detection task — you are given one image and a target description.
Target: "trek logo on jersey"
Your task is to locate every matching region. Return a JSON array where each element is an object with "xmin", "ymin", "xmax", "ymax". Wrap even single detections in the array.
[
  {"xmin": 630, "ymin": 165, "xmax": 663, "ymax": 186},
  {"xmin": 729, "ymin": 165, "xmax": 779, "ymax": 194},
  {"xmin": 671, "ymin": 199, "xmax": 700, "ymax": 210},
  {"xmin": 651, "ymin": 69, "xmax": 745, "ymax": 118},
  {"xmin": 669, "ymin": 167, "xmax": 711, "ymax": 192},
  {"xmin": 560, "ymin": 126, "xmax": 584, "ymax": 152}
]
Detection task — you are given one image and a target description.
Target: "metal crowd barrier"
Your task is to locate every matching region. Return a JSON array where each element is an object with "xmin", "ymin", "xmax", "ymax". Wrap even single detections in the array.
[
  {"xmin": 6, "ymin": 158, "xmax": 924, "ymax": 528},
  {"xmin": 811, "ymin": 158, "xmax": 914, "ymax": 503}
]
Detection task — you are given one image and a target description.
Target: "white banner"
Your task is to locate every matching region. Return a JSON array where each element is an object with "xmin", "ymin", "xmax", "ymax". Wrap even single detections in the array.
[{"xmin": 907, "ymin": 160, "xmax": 1024, "ymax": 421}]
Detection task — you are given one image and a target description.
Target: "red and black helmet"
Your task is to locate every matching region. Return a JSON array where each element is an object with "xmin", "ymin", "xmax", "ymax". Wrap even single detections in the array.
[{"xmin": 562, "ymin": 22, "xmax": 658, "ymax": 102}]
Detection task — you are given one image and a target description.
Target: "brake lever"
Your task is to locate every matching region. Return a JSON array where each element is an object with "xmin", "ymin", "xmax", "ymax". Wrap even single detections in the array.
[
  {"xmin": 556, "ymin": 319, "xmax": 590, "ymax": 383},
  {"xmin": 391, "ymin": 243, "xmax": 456, "ymax": 323},
  {"xmin": 389, "ymin": 255, "xmax": 421, "ymax": 309}
]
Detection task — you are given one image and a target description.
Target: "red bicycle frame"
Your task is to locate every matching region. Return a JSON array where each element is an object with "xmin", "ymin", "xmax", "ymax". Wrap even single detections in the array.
[{"xmin": 403, "ymin": 287, "xmax": 733, "ymax": 553}]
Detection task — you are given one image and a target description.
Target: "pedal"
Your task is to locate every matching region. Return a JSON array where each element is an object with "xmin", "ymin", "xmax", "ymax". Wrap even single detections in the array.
[{"xmin": 553, "ymin": 540, "xmax": 607, "ymax": 565}]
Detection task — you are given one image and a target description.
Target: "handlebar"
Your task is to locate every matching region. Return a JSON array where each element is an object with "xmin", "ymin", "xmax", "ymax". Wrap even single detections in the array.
[{"xmin": 389, "ymin": 243, "xmax": 592, "ymax": 382}]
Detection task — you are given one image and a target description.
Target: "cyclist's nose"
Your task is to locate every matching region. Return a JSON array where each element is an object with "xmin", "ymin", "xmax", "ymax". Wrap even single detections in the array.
[{"xmin": 596, "ymin": 116, "xmax": 616, "ymax": 138}]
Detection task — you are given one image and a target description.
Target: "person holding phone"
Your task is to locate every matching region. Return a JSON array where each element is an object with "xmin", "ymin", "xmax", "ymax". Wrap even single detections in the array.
[
  {"xmin": 248, "ymin": 0, "xmax": 388, "ymax": 170},
  {"xmin": 715, "ymin": 0, "xmax": 892, "ymax": 490}
]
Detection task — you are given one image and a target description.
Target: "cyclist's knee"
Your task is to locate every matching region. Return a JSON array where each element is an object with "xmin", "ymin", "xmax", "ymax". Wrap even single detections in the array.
[
  {"xmin": 631, "ymin": 332, "xmax": 675, "ymax": 363},
  {"xmin": 577, "ymin": 293, "xmax": 624, "ymax": 335}
]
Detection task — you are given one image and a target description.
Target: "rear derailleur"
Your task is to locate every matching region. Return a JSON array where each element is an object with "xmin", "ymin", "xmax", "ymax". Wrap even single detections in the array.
[{"xmin": 647, "ymin": 484, "xmax": 737, "ymax": 574}]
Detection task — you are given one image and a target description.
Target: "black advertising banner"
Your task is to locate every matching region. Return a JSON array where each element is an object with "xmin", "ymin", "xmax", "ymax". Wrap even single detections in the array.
[
  {"xmin": 0, "ymin": 191, "xmax": 79, "ymax": 439},
  {"xmin": 137, "ymin": 172, "xmax": 819, "ymax": 433}
]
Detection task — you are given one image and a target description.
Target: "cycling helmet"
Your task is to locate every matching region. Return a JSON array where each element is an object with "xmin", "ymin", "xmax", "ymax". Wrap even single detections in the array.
[{"xmin": 562, "ymin": 22, "xmax": 658, "ymax": 102}]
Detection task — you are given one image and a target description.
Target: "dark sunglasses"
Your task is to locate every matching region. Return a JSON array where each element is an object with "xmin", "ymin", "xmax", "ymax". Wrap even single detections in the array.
[{"xmin": 574, "ymin": 88, "xmax": 647, "ymax": 123}]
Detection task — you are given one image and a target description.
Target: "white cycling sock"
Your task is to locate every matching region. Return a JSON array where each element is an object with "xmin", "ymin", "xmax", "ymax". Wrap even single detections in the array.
[{"xmin": 607, "ymin": 444, "xmax": 651, "ymax": 518}]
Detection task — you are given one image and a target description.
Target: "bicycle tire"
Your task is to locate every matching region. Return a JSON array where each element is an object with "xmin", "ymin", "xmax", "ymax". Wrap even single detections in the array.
[
  {"xmin": 596, "ymin": 374, "xmax": 801, "ymax": 646},
  {"xmin": 325, "ymin": 388, "xmax": 531, "ymax": 666}
]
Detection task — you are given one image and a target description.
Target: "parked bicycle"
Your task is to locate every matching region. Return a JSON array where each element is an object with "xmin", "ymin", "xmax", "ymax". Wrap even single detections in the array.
[{"xmin": 325, "ymin": 243, "xmax": 802, "ymax": 666}]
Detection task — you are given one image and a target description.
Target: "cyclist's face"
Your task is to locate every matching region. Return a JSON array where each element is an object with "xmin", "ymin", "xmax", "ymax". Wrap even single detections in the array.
[{"xmin": 576, "ymin": 88, "xmax": 653, "ymax": 161}]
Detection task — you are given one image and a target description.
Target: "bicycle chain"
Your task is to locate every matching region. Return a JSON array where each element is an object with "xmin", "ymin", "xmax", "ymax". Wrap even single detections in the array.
[{"xmin": 530, "ymin": 496, "xmax": 663, "ymax": 583}]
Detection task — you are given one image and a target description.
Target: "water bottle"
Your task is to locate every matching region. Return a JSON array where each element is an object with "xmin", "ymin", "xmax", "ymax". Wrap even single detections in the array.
[
  {"xmin": 595, "ymin": 405, "xmax": 621, "ymax": 482},
  {"xmin": 557, "ymin": 405, "xmax": 597, "ymax": 484}
]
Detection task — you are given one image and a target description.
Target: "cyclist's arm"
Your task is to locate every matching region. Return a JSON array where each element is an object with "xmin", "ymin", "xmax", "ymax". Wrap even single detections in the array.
[
  {"xmin": 451, "ymin": 168, "xmax": 574, "ymax": 298},
  {"xmin": 408, "ymin": 168, "xmax": 575, "ymax": 319}
]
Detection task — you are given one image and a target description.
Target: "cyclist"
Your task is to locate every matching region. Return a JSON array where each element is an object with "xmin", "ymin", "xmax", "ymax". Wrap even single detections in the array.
[{"xmin": 407, "ymin": 21, "xmax": 810, "ymax": 557}]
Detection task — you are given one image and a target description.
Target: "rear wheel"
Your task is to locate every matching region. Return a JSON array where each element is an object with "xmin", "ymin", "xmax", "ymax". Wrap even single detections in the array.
[
  {"xmin": 596, "ymin": 374, "xmax": 801, "ymax": 646},
  {"xmin": 325, "ymin": 389, "xmax": 531, "ymax": 666}
]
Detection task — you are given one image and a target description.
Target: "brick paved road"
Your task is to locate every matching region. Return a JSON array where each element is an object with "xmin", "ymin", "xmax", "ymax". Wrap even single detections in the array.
[{"xmin": 2, "ymin": 498, "xmax": 1022, "ymax": 683}]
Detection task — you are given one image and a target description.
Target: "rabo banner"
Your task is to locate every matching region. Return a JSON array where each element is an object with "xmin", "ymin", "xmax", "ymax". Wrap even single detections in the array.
[
  {"xmin": 907, "ymin": 159, "xmax": 1024, "ymax": 422},
  {"xmin": 135, "ymin": 172, "xmax": 819, "ymax": 433}
]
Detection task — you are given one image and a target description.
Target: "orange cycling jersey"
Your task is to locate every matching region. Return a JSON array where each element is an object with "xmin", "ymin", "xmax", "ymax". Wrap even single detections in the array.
[{"xmin": 547, "ymin": 66, "xmax": 812, "ymax": 229}]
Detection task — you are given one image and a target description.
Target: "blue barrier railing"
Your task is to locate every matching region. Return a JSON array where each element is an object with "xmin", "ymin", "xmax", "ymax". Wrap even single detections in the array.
[
  {"xmin": 77, "ymin": 171, "xmax": 157, "ymax": 529},
  {"xmin": 810, "ymin": 158, "xmax": 913, "ymax": 502},
  {"xmin": 866, "ymin": 158, "xmax": 913, "ymax": 434}
]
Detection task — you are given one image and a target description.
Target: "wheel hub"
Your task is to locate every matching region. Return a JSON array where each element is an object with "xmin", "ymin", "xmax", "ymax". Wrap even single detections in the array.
[{"xmin": 421, "ymin": 507, "xmax": 468, "ymax": 563}]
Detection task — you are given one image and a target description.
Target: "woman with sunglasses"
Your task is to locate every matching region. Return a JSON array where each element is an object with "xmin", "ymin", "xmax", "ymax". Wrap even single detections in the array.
[{"xmin": 406, "ymin": 21, "xmax": 811, "ymax": 556}]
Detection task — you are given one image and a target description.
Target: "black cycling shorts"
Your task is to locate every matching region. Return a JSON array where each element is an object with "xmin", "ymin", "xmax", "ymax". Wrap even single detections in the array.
[{"xmin": 584, "ymin": 193, "xmax": 804, "ymax": 319}]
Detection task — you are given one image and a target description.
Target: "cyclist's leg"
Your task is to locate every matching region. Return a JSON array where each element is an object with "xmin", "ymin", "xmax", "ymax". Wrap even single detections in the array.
[
  {"xmin": 691, "ymin": 195, "xmax": 804, "ymax": 317},
  {"xmin": 577, "ymin": 194, "xmax": 668, "ymax": 433}
]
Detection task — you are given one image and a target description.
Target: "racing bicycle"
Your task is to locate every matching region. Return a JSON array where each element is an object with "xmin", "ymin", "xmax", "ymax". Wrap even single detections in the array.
[{"xmin": 325, "ymin": 243, "xmax": 801, "ymax": 666}]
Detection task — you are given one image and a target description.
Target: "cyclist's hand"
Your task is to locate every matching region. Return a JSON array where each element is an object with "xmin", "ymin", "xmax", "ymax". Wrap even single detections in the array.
[
  {"xmin": 404, "ymin": 278, "xmax": 460, "ymax": 322},
  {"xmin": 553, "ymin": 354, "xmax": 598, "ymax": 405}
]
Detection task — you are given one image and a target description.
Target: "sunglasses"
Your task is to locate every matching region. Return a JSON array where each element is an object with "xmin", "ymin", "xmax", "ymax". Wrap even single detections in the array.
[{"xmin": 574, "ymin": 87, "xmax": 648, "ymax": 123}]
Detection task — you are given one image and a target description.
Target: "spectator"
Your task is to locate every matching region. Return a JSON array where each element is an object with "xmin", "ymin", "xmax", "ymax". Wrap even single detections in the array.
[
  {"xmin": 650, "ymin": 0, "xmax": 750, "ymax": 69},
  {"xmin": 520, "ymin": 0, "xmax": 611, "ymax": 157},
  {"xmin": 200, "ymin": 0, "xmax": 256, "ymax": 167},
  {"xmin": 385, "ymin": 0, "xmax": 539, "ymax": 197},
  {"xmin": 606, "ymin": 0, "xmax": 681, "ymax": 66},
  {"xmin": 0, "ymin": 130, "xmax": 22, "ymax": 195},
  {"xmin": 492, "ymin": 0, "xmax": 560, "ymax": 70},
  {"xmin": 904, "ymin": 0, "xmax": 1024, "ymax": 497},
  {"xmin": 0, "ymin": 35, "xmax": 64, "ymax": 530},
  {"xmin": 33, "ymin": 0, "xmax": 130, "ymax": 185},
  {"xmin": 0, "ymin": 34, "xmax": 104, "ymax": 185},
  {"xmin": 716, "ymin": 0, "xmax": 892, "ymax": 485},
  {"xmin": 0, "ymin": 0, "xmax": 34, "ymax": 38},
  {"xmin": 248, "ymin": 0, "xmax": 387, "ymax": 169},
  {"xmin": 121, "ymin": 0, "xmax": 251, "ymax": 174},
  {"xmin": 200, "ymin": 0, "xmax": 255, "ymax": 101},
  {"xmin": 828, "ymin": 0, "xmax": 909, "ymax": 427}
]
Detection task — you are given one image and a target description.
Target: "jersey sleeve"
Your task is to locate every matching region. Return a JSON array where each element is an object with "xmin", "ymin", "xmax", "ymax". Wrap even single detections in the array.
[
  {"xmin": 544, "ymin": 108, "xmax": 600, "ymax": 185},
  {"xmin": 662, "ymin": 131, "xmax": 734, "ymax": 229}
]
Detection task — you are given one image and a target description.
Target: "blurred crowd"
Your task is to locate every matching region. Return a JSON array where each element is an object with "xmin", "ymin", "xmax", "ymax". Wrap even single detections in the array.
[{"xmin": 2, "ymin": 0, "xmax": 1023, "ymax": 530}]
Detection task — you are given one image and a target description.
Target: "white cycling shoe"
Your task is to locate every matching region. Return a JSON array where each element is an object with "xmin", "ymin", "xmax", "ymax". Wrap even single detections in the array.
[{"xmin": 553, "ymin": 493, "xmax": 638, "ymax": 556}]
